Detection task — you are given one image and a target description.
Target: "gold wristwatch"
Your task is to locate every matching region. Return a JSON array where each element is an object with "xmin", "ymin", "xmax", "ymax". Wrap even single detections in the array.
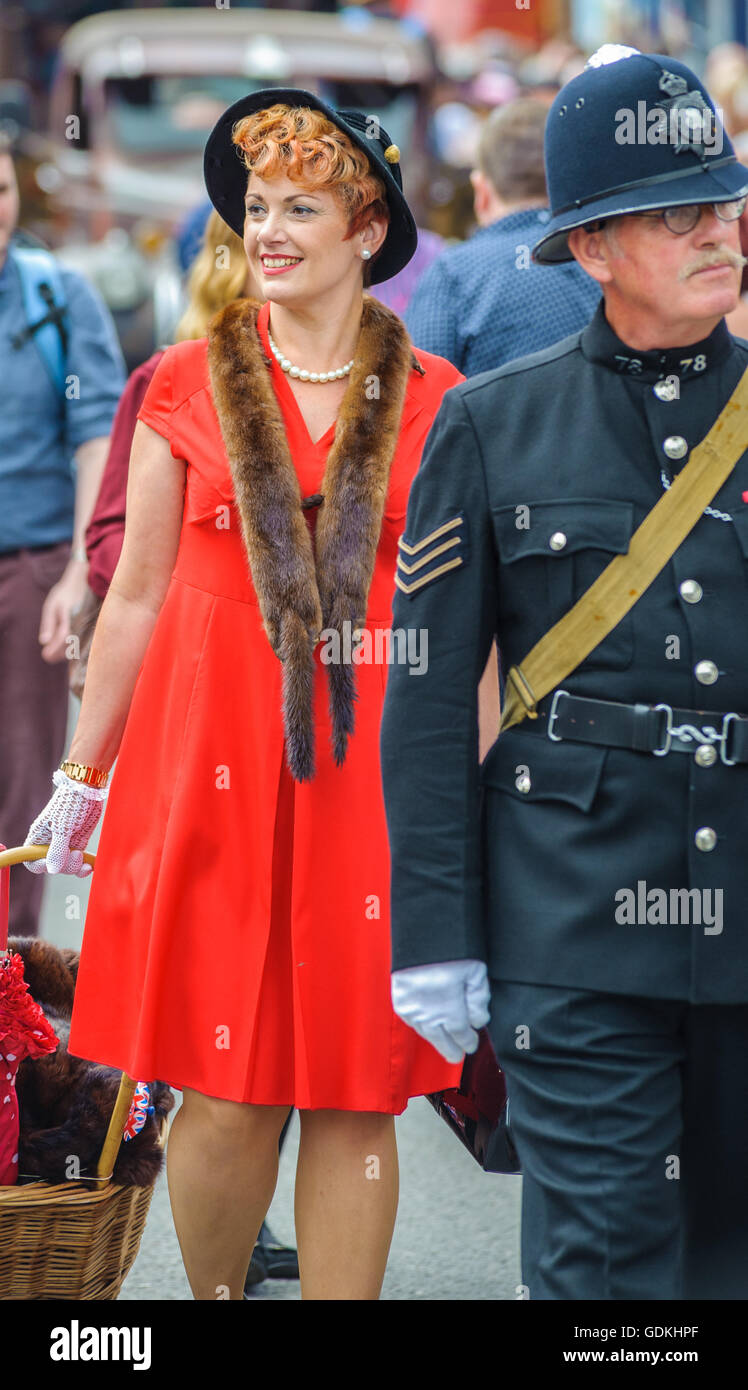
[{"xmin": 59, "ymin": 759, "xmax": 110, "ymax": 789}]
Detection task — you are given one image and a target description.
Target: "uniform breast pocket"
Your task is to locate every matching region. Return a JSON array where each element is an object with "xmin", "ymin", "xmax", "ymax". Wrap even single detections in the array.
[{"xmin": 491, "ymin": 497, "xmax": 635, "ymax": 670}]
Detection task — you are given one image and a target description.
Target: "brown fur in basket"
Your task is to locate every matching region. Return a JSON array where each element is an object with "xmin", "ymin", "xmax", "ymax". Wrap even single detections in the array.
[{"xmin": 7, "ymin": 937, "xmax": 174, "ymax": 1187}]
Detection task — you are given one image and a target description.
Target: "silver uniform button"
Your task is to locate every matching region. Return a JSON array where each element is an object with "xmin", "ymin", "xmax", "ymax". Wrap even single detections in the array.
[
  {"xmin": 654, "ymin": 379, "xmax": 678, "ymax": 401},
  {"xmin": 679, "ymin": 579, "xmax": 703, "ymax": 604},
  {"xmin": 695, "ymin": 744, "xmax": 718, "ymax": 767},
  {"xmin": 663, "ymin": 435, "xmax": 688, "ymax": 459},
  {"xmin": 694, "ymin": 826, "xmax": 717, "ymax": 852},
  {"xmin": 694, "ymin": 659, "xmax": 719, "ymax": 685},
  {"xmin": 515, "ymin": 773, "xmax": 532, "ymax": 794},
  {"xmin": 549, "ymin": 531, "xmax": 567, "ymax": 551}
]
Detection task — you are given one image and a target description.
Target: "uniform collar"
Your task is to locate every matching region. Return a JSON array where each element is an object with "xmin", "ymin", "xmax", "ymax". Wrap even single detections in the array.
[{"xmin": 581, "ymin": 298, "xmax": 733, "ymax": 381}]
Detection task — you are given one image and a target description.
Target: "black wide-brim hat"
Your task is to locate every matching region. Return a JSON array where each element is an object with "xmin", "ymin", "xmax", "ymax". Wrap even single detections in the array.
[
  {"xmin": 203, "ymin": 86, "xmax": 418, "ymax": 285},
  {"xmin": 533, "ymin": 50, "xmax": 748, "ymax": 265}
]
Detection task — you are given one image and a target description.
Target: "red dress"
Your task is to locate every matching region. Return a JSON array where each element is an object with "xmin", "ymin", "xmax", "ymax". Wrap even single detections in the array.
[{"xmin": 68, "ymin": 301, "xmax": 465, "ymax": 1111}]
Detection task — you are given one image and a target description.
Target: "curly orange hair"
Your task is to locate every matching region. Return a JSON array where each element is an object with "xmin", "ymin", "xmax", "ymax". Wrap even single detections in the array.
[{"xmin": 231, "ymin": 103, "xmax": 390, "ymax": 246}]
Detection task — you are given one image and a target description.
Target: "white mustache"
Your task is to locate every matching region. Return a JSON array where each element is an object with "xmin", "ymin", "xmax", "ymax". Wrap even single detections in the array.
[{"xmin": 679, "ymin": 248, "xmax": 747, "ymax": 279}]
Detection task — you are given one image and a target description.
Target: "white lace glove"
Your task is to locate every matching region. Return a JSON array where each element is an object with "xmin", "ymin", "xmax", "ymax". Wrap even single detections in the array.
[
  {"xmin": 21, "ymin": 769, "xmax": 108, "ymax": 877},
  {"xmin": 391, "ymin": 959, "xmax": 491, "ymax": 1064}
]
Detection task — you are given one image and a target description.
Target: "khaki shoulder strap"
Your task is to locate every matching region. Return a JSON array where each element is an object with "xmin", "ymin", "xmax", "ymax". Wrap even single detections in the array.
[{"xmin": 502, "ymin": 363, "xmax": 748, "ymax": 731}]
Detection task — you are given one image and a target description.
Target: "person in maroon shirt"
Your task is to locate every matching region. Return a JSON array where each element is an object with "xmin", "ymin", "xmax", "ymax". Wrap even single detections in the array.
[
  {"xmin": 80, "ymin": 211, "xmax": 256, "ymax": 619},
  {"xmin": 84, "ymin": 354, "xmax": 163, "ymax": 605}
]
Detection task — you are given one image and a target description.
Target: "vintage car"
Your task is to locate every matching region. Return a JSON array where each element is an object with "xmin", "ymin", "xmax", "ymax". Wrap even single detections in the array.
[{"xmin": 43, "ymin": 6, "xmax": 436, "ymax": 366}]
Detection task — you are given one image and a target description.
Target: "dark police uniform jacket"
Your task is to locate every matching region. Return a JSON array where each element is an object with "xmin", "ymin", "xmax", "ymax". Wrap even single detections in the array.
[{"xmin": 380, "ymin": 300, "xmax": 748, "ymax": 1004}]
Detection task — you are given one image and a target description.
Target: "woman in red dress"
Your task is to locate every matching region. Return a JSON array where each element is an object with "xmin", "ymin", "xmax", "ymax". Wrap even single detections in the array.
[{"xmin": 22, "ymin": 89, "xmax": 464, "ymax": 1300}]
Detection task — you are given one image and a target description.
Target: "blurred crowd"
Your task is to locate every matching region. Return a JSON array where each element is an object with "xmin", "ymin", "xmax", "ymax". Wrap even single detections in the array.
[{"xmin": 4, "ymin": 7, "xmax": 748, "ymax": 920}]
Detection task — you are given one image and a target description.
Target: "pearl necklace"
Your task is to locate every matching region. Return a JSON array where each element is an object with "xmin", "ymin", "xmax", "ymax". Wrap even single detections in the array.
[{"xmin": 268, "ymin": 329, "xmax": 354, "ymax": 384}]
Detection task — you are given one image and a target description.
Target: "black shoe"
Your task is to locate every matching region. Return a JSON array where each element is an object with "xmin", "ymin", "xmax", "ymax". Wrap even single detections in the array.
[
  {"xmin": 257, "ymin": 1221, "xmax": 299, "ymax": 1280},
  {"xmin": 243, "ymin": 1242, "xmax": 269, "ymax": 1293},
  {"xmin": 243, "ymin": 1222, "xmax": 299, "ymax": 1296}
]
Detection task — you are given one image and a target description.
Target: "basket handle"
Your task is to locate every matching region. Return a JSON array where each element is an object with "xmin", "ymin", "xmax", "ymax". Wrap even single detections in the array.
[
  {"xmin": 94, "ymin": 1072, "xmax": 137, "ymax": 1189},
  {"xmin": 0, "ymin": 843, "xmax": 136, "ymax": 1189}
]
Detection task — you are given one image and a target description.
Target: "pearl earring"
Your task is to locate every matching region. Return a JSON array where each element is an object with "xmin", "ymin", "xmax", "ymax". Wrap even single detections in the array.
[{"xmin": 361, "ymin": 249, "xmax": 372, "ymax": 260}]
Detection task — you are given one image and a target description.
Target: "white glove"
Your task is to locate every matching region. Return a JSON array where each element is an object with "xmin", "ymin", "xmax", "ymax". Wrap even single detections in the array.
[
  {"xmin": 21, "ymin": 769, "xmax": 108, "ymax": 877},
  {"xmin": 391, "ymin": 958, "xmax": 491, "ymax": 1064}
]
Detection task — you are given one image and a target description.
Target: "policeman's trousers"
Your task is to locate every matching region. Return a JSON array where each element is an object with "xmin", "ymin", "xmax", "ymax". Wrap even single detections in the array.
[{"xmin": 489, "ymin": 979, "xmax": 748, "ymax": 1300}]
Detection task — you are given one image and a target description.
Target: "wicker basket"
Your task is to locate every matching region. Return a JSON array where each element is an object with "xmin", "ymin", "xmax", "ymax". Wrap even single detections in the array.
[{"xmin": 0, "ymin": 844, "xmax": 170, "ymax": 1300}]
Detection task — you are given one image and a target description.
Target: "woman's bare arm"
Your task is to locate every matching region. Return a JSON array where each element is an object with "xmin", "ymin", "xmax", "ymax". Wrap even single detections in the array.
[{"xmin": 67, "ymin": 420, "xmax": 186, "ymax": 771}]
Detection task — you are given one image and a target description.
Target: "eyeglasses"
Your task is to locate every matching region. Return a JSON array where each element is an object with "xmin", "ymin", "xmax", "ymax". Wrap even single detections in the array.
[{"xmin": 590, "ymin": 196, "xmax": 747, "ymax": 236}]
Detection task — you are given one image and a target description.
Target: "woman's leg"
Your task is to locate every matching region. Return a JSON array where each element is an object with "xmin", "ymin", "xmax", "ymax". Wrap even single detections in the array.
[
  {"xmin": 166, "ymin": 1086, "xmax": 291, "ymax": 1300},
  {"xmin": 294, "ymin": 1109, "xmax": 399, "ymax": 1300}
]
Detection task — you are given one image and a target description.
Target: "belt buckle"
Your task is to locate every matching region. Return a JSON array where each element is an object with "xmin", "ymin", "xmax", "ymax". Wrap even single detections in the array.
[
  {"xmin": 652, "ymin": 702, "xmax": 673, "ymax": 756},
  {"xmin": 720, "ymin": 712, "xmax": 738, "ymax": 766},
  {"xmin": 547, "ymin": 689, "xmax": 569, "ymax": 742}
]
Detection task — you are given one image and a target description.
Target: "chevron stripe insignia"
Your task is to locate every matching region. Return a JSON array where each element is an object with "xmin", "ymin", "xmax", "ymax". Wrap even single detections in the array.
[{"xmin": 394, "ymin": 514, "xmax": 467, "ymax": 595}]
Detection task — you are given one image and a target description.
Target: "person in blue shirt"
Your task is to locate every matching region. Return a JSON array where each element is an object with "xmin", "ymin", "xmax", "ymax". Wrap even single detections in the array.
[
  {"xmin": 0, "ymin": 138, "xmax": 125, "ymax": 936},
  {"xmin": 405, "ymin": 97, "xmax": 601, "ymax": 376}
]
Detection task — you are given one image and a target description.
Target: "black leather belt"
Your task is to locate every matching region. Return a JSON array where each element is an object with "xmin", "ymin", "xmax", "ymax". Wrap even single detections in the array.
[{"xmin": 537, "ymin": 690, "xmax": 748, "ymax": 765}]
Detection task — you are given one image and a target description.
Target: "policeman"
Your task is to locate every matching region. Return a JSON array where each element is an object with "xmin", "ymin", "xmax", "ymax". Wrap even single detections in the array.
[{"xmin": 380, "ymin": 47, "xmax": 748, "ymax": 1300}]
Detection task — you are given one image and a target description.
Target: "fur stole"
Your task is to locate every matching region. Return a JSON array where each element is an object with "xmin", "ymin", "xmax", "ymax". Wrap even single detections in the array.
[{"xmin": 207, "ymin": 295, "xmax": 418, "ymax": 781}]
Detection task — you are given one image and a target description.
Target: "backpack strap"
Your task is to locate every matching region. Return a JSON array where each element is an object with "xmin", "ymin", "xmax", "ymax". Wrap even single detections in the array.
[
  {"xmin": 502, "ymin": 363, "xmax": 748, "ymax": 731},
  {"xmin": 9, "ymin": 244, "xmax": 69, "ymax": 397}
]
